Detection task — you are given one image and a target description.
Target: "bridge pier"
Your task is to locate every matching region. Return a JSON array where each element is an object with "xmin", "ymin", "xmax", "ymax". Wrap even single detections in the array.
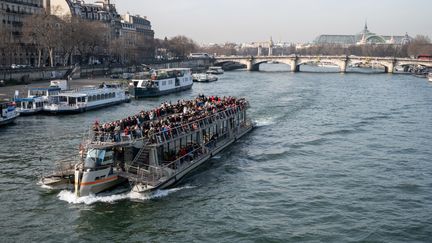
[
  {"xmin": 385, "ymin": 61, "xmax": 396, "ymax": 73},
  {"xmin": 289, "ymin": 58, "xmax": 299, "ymax": 72},
  {"xmin": 340, "ymin": 60, "xmax": 347, "ymax": 73},
  {"xmin": 246, "ymin": 59, "xmax": 259, "ymax": 71}
]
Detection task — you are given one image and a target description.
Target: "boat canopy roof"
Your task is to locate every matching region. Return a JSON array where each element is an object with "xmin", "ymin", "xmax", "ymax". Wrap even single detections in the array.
[
  {"xmin": 58, "ymin": 86, "xmax": 122, "ymax": 97},
  {"xmin": 0, "ymin": 101, "xmax": 13, "ymax": 108},
  {"xmin": 54, "ymin": 93, "xmax": 87, "ymax": 97},
  {"xmin": 29, "ymin": 87, "xmax": 62, "ymax": 91},
  {"xmin": 14, "ymin": 97, "xmax": 36, "ymax": 102}
]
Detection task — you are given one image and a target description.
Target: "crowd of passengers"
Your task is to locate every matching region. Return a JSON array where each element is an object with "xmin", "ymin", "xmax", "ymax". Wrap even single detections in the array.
[{"xmin": 92, "ymin": 95, "xmax": 248, "ymax": 143}]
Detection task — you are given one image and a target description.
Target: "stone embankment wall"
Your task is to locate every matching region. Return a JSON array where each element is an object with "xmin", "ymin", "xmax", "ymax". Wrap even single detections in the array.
[{"xmin": 0, "ymin": 59, "xmax": 212, "ymax": 84}]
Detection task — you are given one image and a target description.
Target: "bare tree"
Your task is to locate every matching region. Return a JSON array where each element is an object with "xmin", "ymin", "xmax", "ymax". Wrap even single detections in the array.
[
  {"xmin": 22, "ymin": 11, "xmax": 63, "ymax": 67},
  {"xmin": 407, "ymin": 35, "xmax": 432, "ymax": 57},
  {"xmin": 166, "ymin": 36, "xmax": 198, "ymax": 58},
  {"xmin": 74, "ymin": 20, "xmax": 108, "ymax": 64}
]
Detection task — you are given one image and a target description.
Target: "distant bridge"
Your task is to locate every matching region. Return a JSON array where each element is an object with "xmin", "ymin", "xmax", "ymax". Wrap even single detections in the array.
[{"xmin": 214, "ymin": 55, "xmax": 432, "ymax": 73}]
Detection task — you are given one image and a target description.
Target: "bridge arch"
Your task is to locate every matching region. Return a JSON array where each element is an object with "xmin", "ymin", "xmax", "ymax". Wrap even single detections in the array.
[
  {"xmin": 251, "ymin": 60, "xmax": 292, "ymax": 71},
  {"xmin": 297, "ymin": 58, "xmax": 346, "ymax": 72},
  {"xmin": 349, "ymin": 60, "xmax": 392, "ymax": 73},
  {"xmin": 214, "ymin": 60, "xmax": 248, "ymax": 70}
]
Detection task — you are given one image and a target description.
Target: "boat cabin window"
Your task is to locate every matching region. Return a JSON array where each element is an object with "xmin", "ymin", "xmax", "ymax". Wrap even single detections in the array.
[
  {"xmin": 48, "ymin": 90, "xmax": 60, "ymax": 96},
  {"xmin": 29, "ymin": 90, "xmax": 47, "ymax": 97},
  {"xmin": 85, "ymin": 149, "xmax": 114, "ymax": 168},
  {"xmin": 69, "ymin": 97, "xmax": 76, "ymax": 105},
  {"xmin": 59, "ymin": 96, "xmax": 67, "ymax": 103}
]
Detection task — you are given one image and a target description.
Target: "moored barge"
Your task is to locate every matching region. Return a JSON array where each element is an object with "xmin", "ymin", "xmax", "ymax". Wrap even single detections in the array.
[{"xmin": 129, "ymin": 68, "xmax": 193, "ymax": 98}]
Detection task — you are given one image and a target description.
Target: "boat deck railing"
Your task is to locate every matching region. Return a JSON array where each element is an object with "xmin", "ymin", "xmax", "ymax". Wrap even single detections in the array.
[
  {"xmin": 119, "ymin": 123, "xmax": 254, "ymax": 187},
  {"xmin": 87, "ymin": 105, "xmax": 247, "ymax": 147},
  {"xmin": 121, "ymin": 144, "xmax": 208, "ymax": 187}
]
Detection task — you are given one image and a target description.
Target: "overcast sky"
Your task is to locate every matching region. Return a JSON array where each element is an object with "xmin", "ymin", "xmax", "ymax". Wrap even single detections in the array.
[{"xmin": 102, "ymin": 0, "xmax": 431, "ymax": 44}]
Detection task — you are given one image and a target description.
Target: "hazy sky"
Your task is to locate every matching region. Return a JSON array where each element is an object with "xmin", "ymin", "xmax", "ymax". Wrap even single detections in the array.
[{"xmin": 102, "ymin": 0, "xmax": 431, "ymax": 43}]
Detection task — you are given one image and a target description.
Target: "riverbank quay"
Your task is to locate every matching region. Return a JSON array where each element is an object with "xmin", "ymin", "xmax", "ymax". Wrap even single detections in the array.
[
  {"xmin": 0, "ymin": 58, "xmax": 213, "ymax": 85},
  {"xmin": 0, "ymin": 77, "xmax": 112, "ymax": 100}
]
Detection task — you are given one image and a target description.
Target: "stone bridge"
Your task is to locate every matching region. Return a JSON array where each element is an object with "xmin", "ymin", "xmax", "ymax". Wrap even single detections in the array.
[{"xmin": 215, "ymin": 55, "xmax": 432, "ymax": 73}]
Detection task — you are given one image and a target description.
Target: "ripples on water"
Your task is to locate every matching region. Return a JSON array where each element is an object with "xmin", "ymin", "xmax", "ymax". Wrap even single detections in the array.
[{"xmin": 1, "ymin": 64, "xmax": 432, "ymax": 242}]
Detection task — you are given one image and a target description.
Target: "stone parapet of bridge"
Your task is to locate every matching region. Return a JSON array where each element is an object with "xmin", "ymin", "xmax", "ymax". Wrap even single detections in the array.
[{"xmin": 215, "ymin": 55, "xmax": 432, "ymax": 73}]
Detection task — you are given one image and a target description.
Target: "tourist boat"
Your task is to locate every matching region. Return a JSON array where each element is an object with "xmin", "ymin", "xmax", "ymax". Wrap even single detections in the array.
[
  {"xmin": 14, "ymin": 87, "xmax": 61, "ymax": 115},
  {"xmin": 41, "ymin": 96, "xmax": 253, "ymax": 197},
  {"xmin": 206, "ymin": 66, "xmax": 224, "ymax": 75},
  {"xmin": 129, "ymin": 68, "xmax": 193, "ymax": 98},
  {"xmin": 192, "ymin": 73, "xmax": 218, "ymax": 82},
  {"xmin": 43, "ymin": 83, "xmax": 130, "ymax": 114},
  {"xmin": 0, "ymin": 101, "xmax": 19, "ymax": 126}
]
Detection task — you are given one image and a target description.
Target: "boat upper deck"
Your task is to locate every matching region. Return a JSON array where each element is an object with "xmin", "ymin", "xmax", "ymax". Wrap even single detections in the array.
[
  {"xmin": 61, "ymin": 85, "xmax": 123, "ymax": 96},
  {"xmin": 87, "ymin": 95, "xmax": 250, "ymax": 148}
]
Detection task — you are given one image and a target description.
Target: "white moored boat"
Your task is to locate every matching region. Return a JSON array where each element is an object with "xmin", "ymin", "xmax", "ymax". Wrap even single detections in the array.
[
  {"xmin": 129, "ymin": 68, "xmax": 193, "ymax": 98},
  {"xmin": 41, "ymin": 95, "xmax": 254, "ymax": 197},
  {"xmin": 14, "ymin": 87, "xmax": 61, "ymax": 115},
  {"xmin": 43, "ymin": 83, "xmax": 130, "ymax": 114},
  {"xmin": 428, "ymin": 73, "xmax": 432, "ymax": 82},
  {"xmin": 192, "ymin": 73, "xmax": 218, "ymax": 82},
  {"xmin": 206, "ymin": 66, "xmax": 224, "ymax": 75},
  {"xmin": 0, "ymin": 101, "xmax": 19, "ymax": 126}
]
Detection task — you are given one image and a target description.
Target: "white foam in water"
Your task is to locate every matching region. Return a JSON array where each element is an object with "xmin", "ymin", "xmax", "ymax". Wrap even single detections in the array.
[
  {"xmin": 39, "ymin": 184, "xmax": 55, "ymax": 190},
  {"xmin": 254, "ymin": 117, "xmax": 276, "ymax": 127},
  {"xmin": 57, "ymin": 186, "xmax": 195, "ymax": 205}
]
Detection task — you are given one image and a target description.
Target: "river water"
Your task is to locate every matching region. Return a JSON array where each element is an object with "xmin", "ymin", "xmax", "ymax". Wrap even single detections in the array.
[{"xmin": 1, "ymin": 64, "xmax": 432, "ymax": 242}]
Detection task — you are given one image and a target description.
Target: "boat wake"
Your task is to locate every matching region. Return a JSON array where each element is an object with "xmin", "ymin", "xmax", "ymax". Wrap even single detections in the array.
[
  {"xmin": 57, "ymin": 186, "xmax": 195, "ymax": 205},
  {"xmin": 254, "ymin": 117, "xmax": 276, "ymax": 127}
]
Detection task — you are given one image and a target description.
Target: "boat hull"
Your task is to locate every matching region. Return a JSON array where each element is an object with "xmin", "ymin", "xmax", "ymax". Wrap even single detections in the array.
[
  {"xmin": 43, "ymin": 98, "xmax": 130, "ymax": 115},
  {"xmin": 77, "ymin": 167, "xmax": 127, "ymax": 196},
  {"xmin": 0, "ymin": 115, "xmax": 19, "ymax": 126},
  {"xmin": 17, "ymin": 108, "xmax": 43, "ymax": 116},
  {"xmin": 130, "ymin": 84, "xmax": 193, "ymax": 98}
]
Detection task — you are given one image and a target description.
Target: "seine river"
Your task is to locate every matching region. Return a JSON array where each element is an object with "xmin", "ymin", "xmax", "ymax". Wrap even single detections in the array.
[{"xmin": 1, "ymin": 64, "xmax": 432, "ymax": 242}]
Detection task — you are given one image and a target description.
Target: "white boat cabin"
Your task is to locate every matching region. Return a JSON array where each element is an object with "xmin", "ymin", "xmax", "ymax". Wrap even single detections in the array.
[{"xmin": 131, "ymin": 68, "xmax": 193, "ymax": 91}]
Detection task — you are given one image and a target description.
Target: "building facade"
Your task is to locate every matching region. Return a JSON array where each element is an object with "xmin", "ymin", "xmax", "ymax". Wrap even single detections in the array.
[
  {"xmin": 314, "ymin": 23, "xmax": 412, "ymax": 46},
  {"xmin": 118, "ymin": 13, "xmax": 155, "ymax": 63},
  {"xmin": 48, "ymin": 0, "xmax": 155, "ymax": 64},
  {"xmin": 0, "ymin": 0, "xmax": 45, "ymax": 67}
]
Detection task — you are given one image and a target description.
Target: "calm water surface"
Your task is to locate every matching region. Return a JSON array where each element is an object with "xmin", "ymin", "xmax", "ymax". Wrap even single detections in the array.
[{"xmin": 1, "ymin": 64, "xmax": 432, "ymax": 242}]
